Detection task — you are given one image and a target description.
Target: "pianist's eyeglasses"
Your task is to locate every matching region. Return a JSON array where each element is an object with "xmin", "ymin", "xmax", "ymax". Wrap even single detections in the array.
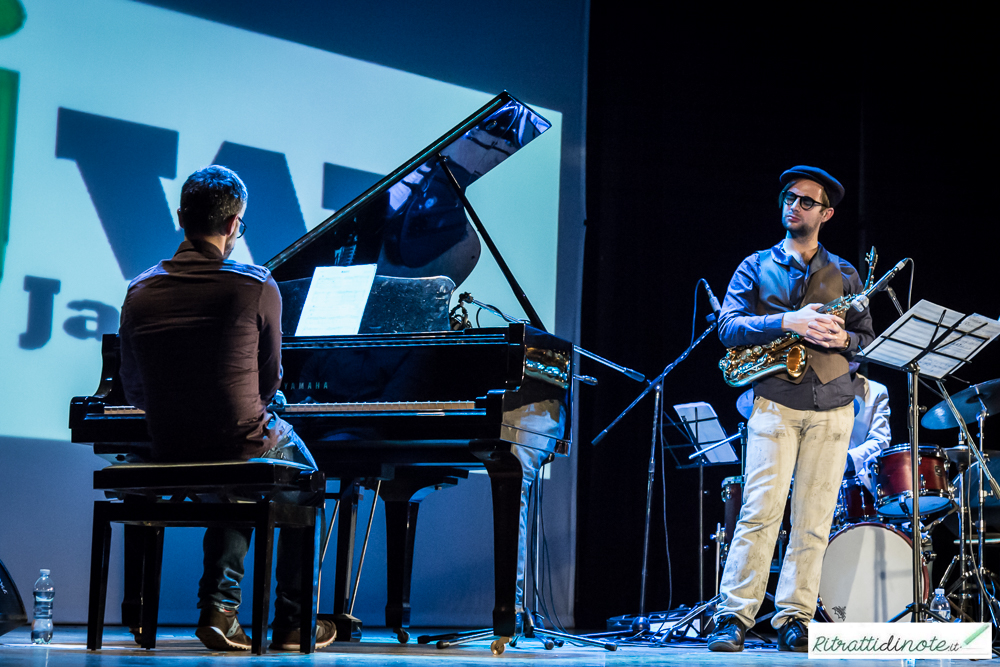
[{"xmin": 236, "ymin": 216, "xmax": 246, "ymax": 238}]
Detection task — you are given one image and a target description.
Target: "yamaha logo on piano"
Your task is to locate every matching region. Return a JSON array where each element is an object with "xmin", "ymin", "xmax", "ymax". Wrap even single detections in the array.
[{"xmin": 284, "ymin": 381, "xmax": 330, "ymax": 391}]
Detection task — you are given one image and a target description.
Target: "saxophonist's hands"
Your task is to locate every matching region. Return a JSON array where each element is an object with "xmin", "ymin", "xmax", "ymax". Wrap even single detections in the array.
[{"xmin": 782, "ymin": 304, "xmax": 849, "ymax": 349}]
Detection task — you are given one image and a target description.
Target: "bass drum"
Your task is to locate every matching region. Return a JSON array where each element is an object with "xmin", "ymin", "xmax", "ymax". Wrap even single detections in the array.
[{"xmin": 817, "ymin": 522, "xmax": 929, "ymax": 623}]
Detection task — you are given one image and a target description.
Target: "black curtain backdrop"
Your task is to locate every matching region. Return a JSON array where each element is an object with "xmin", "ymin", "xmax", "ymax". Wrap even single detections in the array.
[{"xmin": 577, "ymin": 10, "xmax": 995, "ymax": 628}]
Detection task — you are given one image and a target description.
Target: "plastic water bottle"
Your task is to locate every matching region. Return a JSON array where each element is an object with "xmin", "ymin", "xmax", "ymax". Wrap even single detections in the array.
[
  {"xmin": 31, "ymin": 569, "xmax": 54, "ymax": 644},
  {"xmin": 929, "ymin": 588, "xmax": 951, "ymax": 621}
]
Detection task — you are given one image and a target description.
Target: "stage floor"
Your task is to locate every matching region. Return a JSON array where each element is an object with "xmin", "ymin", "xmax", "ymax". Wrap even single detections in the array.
[{"xmin": 0, "ymin": 625, "xmax": 989, "ymax": 666}]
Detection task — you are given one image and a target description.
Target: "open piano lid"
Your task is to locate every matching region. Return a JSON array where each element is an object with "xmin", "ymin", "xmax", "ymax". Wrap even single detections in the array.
[{"xmin": 265, "ymin": 92, "xmax": 551, "ymax": 292}]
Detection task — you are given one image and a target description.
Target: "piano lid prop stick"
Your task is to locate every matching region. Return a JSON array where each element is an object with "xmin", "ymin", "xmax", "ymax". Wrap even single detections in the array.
[{"xmin": 438, "ymin": 155, "xmax": 548, "ymax": 332}]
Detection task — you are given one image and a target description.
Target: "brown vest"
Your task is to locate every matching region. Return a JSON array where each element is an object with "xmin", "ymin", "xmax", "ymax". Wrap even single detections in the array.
[{"xmin": 758, "ymin": 250, "xmax": 850, "ymax": 384}]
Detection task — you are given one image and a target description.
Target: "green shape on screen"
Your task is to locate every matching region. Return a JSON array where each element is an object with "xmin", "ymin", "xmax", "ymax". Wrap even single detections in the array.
[
  {"xmin": 0, "ymin": 0, "xmax": 25, "ymax": 37},
  {"xmin": 0, "ymin": 68, "xmax": 17, "ymax": 285}
]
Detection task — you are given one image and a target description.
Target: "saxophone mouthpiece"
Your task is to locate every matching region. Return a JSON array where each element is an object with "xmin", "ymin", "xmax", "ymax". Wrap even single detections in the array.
[{"xmin": 851, "ymin": 295, "xmax": 870, "ymax": 312}]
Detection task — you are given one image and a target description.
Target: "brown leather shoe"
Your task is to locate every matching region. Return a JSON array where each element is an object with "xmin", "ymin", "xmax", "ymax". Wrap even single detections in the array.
[
  {"xmin": 270, "ymin": 619, "xmax": 337, "ymax": 651},
  {"xmin": 194, "ymin": 607, "xmax": 251, "ymax": 651}
]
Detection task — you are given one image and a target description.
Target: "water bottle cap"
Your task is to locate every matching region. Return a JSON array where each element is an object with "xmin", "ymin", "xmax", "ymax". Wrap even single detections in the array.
[
  {"xmin": 935, "ymin": 588, "xmax": 945, "ymax": 595},
  {"xmin": 39, "ymin": 569, "xmax": 50, "ymax": 575}
]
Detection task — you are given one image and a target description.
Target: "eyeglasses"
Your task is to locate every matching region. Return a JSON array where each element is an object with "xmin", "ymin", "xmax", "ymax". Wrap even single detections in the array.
[
  {"xmin": 781, "ymin": 191, "xmax": 826, "ymax": 211},
  {"xmin": 236, "ymin": 216, "xmax": 246, "ymax": 238}
]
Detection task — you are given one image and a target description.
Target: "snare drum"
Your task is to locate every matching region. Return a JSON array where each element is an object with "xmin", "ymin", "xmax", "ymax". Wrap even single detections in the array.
[
  {"xmin": 834, "ymin": 476, "xmax": 877, "ymax": 526},
  {"xmin": 873, "ymin": 444, "xmax": 953, "ymax": 517},
  {"xmin": 817, "ymin": 522, "xmax": 929, "ymax": 623}
]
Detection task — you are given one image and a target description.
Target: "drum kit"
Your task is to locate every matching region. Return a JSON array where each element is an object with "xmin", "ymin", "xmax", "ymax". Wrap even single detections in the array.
[{"xmin": 719, "ymin": 379, "xmax": 1000, "ymax": 625}]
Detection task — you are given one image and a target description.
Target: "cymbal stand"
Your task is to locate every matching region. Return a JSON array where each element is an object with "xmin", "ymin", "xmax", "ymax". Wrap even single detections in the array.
[
  {"xmin": 935, "ymin": 435, "xmax": 978, "ymax": 622},
  {"xmin": 934, "ymin": 384, "xmax": 1000, "ymax": 629}
]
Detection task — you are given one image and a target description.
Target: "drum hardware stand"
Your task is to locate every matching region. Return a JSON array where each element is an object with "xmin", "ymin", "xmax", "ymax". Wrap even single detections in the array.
[
  {"xmin": 937, "ymin": 470, "xmax": 982, "ymax": 623},
  {"xmin": 933, "ymin": 390, "xmax": 1000, "ymax": 628},
  {"xmin": 864, "ymin": 296, "xmax": 1000, "ymax": 623}
]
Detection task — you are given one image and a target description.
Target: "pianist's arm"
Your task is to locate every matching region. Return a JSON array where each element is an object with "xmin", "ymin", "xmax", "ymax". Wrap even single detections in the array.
[
  {"xmin": 257, "ymin": 274, "xmax": 283, "ymax": 405},
  {"xmin": 119, "ymin": 292, "xmax": 146, "ymax": 410}
]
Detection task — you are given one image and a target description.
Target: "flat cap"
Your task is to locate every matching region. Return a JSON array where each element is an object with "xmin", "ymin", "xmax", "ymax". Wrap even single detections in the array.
[{"xmin": 780, "ymin": 165, "xmax": 845, "ymax": 207}]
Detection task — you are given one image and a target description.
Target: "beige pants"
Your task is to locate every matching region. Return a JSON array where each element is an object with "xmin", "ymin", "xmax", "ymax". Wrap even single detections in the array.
[{"xmin": 716, "ymin": 397, "xmax": 853, "ymax": 629}]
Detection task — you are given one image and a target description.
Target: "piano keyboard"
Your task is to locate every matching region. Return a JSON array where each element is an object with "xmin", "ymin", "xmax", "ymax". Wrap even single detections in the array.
[
  {"xmin": 103, "ymin": 400, "xmax": 478, "ymax": 416},
  {"xmin": 282, "ymin": 400, "xmax": 477, "ymax": 414}
]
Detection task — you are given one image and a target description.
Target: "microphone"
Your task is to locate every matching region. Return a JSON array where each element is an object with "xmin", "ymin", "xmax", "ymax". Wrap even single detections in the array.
[
  {"xmin": 851, "ymin": 258, "xmax": 908, "ymax": 312},
  {"xmin": 702, "ymin": 280, "xmax": 722, "ymax": 323},
  {"xmin": 870, "ymin": 258, "xmax": 908, "ymax": 294}
]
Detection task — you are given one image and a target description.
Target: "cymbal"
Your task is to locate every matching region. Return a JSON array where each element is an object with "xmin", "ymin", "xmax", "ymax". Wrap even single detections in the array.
[
  {"xmin": 736, "ymin": 388, "xmax": 754, "ymax": 420},
  {"xmin": 921, "ymin": 378, "xmax": 1000, "ymax": 430}
]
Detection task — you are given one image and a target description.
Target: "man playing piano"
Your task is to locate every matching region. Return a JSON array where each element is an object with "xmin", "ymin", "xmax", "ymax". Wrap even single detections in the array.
[
  {"xmin": 707, "ymin": 166, "xmax": 874, "ymax": 652},
  {"xmin": 118, "ymin": 165, "xmax": 336, "ymax": 651}
]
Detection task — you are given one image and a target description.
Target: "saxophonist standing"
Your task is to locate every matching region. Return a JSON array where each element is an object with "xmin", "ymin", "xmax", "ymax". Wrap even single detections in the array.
[{"xmin": 707, "ymin": 166, "xmax": 875, "ymax": 652}]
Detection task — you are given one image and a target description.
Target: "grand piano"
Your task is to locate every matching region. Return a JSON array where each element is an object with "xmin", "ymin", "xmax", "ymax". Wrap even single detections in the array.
[{"xmin": 70, "ymin": 93, "xmax": 572, "ymax": 645}]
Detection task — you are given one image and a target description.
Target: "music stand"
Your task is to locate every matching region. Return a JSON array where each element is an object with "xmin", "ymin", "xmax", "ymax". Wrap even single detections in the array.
[{"xmin": 862, "ymin": 299, "xmax": 1000, "ymax": 622}]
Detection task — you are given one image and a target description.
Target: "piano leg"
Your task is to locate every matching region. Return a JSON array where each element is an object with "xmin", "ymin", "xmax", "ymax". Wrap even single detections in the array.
[
  {"xmin": 328, "ymin": 479, "xmax": 363, "ymax": 642},
  {"xmin": 121, "ymin": 524, "xmax": 143, "ymax": 634},
  {"xmin": 475, "ymin": 443, "xmax": 547, "ymax": 639},
  {"xmin": 380, "ymin": 468, "xmax": 467, "ymax": 643}
]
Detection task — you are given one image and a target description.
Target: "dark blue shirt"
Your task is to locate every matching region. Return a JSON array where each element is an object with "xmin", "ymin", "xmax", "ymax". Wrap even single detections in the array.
[{"xmin": 719, "ymin": 241, "xmax": 875, "ymax": 411}]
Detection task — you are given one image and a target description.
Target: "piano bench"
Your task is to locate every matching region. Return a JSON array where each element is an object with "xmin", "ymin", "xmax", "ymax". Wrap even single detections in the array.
[{"xmin": 86, "ymin": 460, "xmax": 325, "ymax": 655}]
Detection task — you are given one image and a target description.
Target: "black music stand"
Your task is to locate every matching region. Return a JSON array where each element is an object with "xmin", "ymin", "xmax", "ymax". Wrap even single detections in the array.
[
  {"xmin": 672, "ymin": 402, "xmax": 740, "ymax": 601},
  {"xmin": 862, "ymin": 298, "xmax": 1000, "ymax": 623}
]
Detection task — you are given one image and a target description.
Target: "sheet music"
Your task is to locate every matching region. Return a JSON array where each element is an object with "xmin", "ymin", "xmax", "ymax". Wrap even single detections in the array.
[
  {"xmin": 673, "ymin": 402, "xmax": 739, "ymax": 464},
  {"xmin": 861, "ymin": 300, "xmax": 1000, "ymax": 378},
  {"xmin": 294, "ymin": 264, "xmax": 377, "ymax": 336}
]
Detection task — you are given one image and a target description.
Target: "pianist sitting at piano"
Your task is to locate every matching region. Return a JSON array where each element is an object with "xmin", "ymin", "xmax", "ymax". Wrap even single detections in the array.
[{"xmin": 117, "ymin": 165, "xmax": 336, "ymax": 652}]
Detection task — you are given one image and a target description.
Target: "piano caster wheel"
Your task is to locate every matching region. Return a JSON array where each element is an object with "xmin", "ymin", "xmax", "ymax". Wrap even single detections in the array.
[
  {"xmin": 394, "ymin": 628, "xmax": 409, "ymax": 644},
  {"xmin": 491, "ymin": 638, "xmax": 509, "ymax": 655},
  {"xmin": 543, "ymin": 638, "xmax": 555, "ymax": 650}
]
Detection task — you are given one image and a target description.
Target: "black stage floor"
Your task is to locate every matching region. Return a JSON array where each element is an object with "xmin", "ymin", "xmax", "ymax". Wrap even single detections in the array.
[{"xmin": 0, "ymin": 625, "xmax": 988, "ymax": 666}]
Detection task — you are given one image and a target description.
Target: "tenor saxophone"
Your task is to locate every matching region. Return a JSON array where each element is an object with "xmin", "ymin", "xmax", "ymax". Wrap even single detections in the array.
[{"xmin": 718, "ymin": 248, "xmax": 877, "ymax": 388}]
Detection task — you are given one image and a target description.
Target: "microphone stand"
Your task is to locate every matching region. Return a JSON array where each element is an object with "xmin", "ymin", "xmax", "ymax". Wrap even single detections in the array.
[
  {"xmin": 592, "ymin": 321, "xmax": 716, "ymax": 446},
  {"xmin": 454, "ymin": 293, "xmax": 647, "ymax": 384},
  {"xmin": 585, "ymin": 318, "xmax": 717, "ymax": 643}
]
